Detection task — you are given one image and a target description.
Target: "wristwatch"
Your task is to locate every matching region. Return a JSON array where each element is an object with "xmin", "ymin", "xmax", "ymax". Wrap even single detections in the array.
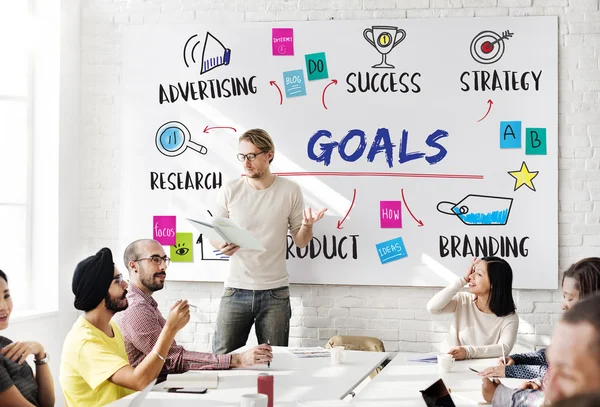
[{"xmin": 34, "ymin": 353, "xmax": 49, "ymax": 366}]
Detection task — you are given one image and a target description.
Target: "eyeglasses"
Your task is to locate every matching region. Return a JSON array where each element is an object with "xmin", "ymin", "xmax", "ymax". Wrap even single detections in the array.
[
  {"xmin": 237, "ymin": 151, "xmax": 266, "ymax": 162},
  {"xmin": 135, "ymin": 255, "xmax": 171, "ymax": 266},
  {"xmin": 113, "ymin": 274, "xmax": 124, "ymax": 284}
]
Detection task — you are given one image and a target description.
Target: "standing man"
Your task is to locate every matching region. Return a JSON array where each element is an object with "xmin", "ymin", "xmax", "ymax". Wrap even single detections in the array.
[
  {"xmin": 118, "ymin": 238, "xmax": 272, "ymax": 379},
  {"xmin": 211, "ymin": 128, "xmax": 327, "ymax": 354},
  {"xmin": 60, "ymin": 247, "xmax": 190, "ymax": 406}
]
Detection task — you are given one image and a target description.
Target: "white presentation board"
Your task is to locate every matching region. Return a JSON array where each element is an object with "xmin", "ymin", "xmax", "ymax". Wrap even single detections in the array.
[{"xmin": 120, "ymin": 17, "xmax": 558, "ymax": 289}]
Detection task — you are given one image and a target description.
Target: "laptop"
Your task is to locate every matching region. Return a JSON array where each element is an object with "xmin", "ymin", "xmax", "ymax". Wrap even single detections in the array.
[
  {"xmin": 128, "ymin": 379, "xmax": 157, "ymax": 407},
  {"xmin": 420, "ymin": 378, "xmax": 456, "ymax": 407}
]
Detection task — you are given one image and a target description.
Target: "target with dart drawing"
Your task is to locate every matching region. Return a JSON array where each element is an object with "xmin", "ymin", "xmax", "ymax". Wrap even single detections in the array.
[{"xmin": 470, "ymin": 30, "xmax": 514, "ymax": 64}]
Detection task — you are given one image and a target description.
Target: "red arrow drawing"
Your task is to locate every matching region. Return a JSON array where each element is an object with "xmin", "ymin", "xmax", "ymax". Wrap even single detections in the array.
[
  {"xmin": 337, "ymin": 188, "xmax": 357, "ymax": 229},
  {"xmin": 203, "ymin": 126, "xmax": 237, "ymax": 133},
  {"xmin": 321, "ymin": 79, "xmax": 338, "ymax": 110},
  {"xmin": 270, "ymin": 81, "xmax": 283, "ymax": 105},
  {"xmin": 401, "ymin": 188, "xmax": 424, "ymax": 227},
  {"xmin": 477, "ymin": 99, "xmax": 494, "ymax": 122}
]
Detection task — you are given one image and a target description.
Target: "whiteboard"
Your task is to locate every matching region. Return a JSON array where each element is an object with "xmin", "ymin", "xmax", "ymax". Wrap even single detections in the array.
[{"xmin": 120, "ymin": 17, "xmax": 558, "ymax": 289}]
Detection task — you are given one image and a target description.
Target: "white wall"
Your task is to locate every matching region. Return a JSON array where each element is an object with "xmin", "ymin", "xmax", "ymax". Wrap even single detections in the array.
[
  {"xmin": 3, "ymin": 1, "xmax": 81, "ymax": 406},
  {"xmin": 79, "ymin": 0, "xmax": 600, "ymax": 355}
]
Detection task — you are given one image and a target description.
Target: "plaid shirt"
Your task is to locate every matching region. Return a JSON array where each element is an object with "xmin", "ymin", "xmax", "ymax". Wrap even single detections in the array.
[{"xmin": 117, "ymin": 284, "xmax": 231, "ymax": 376}]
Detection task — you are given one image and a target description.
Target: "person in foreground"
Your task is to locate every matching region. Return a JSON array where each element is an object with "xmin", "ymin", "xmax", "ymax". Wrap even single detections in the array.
[
  {"xmin": 60, "ymin": 248, "xmax": 189, "ymax": 407},
  {"xmin": 427, "ymin": 257, "xmax": 518, "ymax": 360},
  {"xmin": 482, "ymin": 294, "xmax": 600, "ymax": 406},
  {"xmin": 118, "ymin": 239, "xmax": 272, "ymax": 378},
  {"xmin": 211, "ymin": 128, "xmax": 327, "ymax": 354},
  {"xmin": 0, "ymin": 270, "xmax": 55, "ymax": 407},
  {"xmin": 479, "ymin": 257, "xmax": 600, "ymax": 380}
]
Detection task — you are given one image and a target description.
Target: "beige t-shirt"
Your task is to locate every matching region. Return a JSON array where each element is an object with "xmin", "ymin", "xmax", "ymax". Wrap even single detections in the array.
[
  {"xmin": 426, "ymin": 277, "xmax": 519, "ymax": 359},
  {"xmin": 215, "ymin": 176, "xmax": 304, "ymax": 290}
]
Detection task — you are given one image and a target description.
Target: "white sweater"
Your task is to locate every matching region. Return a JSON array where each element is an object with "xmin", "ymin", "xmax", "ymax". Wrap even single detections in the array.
[
  {"xmin": 214, "ymin": 176, "xmax": 304, "ymax": 290},
  {"xmin": 426, "ymin": 277, "xmax": 519, "ymax": 359}
]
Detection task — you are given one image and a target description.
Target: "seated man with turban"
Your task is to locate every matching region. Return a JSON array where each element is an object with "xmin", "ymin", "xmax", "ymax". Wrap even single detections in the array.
[{"xmin": 59, "ymin": 248, "xmax": 191, "ymax": 407}]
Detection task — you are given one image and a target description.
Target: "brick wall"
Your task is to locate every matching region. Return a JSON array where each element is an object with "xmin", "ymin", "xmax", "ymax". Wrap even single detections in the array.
[{"xmin": 79, "ymin": 0, "xmax": 600, "ymax": 354}]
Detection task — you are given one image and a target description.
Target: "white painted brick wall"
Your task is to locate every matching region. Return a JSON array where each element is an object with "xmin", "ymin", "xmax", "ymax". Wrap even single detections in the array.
[{"xmin": 79, "ymin": 0, "xmax": 600, "ymax": 355}]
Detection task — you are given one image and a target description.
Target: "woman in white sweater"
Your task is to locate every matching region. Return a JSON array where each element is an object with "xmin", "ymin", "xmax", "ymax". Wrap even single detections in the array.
[{"xmin": 427, "ymin": 257, "xmax": 519, "ymax": 360}]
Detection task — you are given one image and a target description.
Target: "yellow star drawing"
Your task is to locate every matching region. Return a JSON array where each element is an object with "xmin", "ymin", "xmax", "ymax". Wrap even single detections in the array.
[{"xmin": 508, "ymin": 161, "xmax": 539, "ymax": 191}]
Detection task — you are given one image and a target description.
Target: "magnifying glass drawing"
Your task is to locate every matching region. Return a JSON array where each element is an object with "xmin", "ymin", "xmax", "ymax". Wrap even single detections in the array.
[{"xmin": 155, "ymin": 121, "xmax": 208, "ymax": 157}]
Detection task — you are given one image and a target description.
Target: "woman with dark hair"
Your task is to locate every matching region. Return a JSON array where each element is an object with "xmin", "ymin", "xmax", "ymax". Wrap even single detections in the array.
[
  {"xmin": 0, "ymin": 270, "xmax": 55, "ymax": 406},
  {"xmin": 427, "ymin": 257, "xmax": 519, "ymax": 360},
  {"xmin": 480, "ymin": 257, "xmax": 600, "ymax": 380}
]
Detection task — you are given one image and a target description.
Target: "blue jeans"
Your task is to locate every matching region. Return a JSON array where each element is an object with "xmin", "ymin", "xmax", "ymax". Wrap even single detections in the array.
[{"xmin": 212, "ymin": 286, "xmax": 291, "ymax": 354}]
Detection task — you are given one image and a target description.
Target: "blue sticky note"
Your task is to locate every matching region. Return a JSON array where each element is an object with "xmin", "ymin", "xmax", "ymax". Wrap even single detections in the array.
[
  {"xmin": 500, "ymin": 121, "xmax": 521, "ymax": 149},
  {"xmin": 283, "ymin": 69, "xmax": 307, "ymax": 98},
  {"xmin": 375, "ymin": 237, "xmax": 408, "ymax": 265}
]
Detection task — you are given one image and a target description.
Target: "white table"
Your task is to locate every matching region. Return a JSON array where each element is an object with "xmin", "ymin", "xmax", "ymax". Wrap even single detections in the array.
[
  {"xmin": 351, "ymin": 352, "xmax": 526, "ymax": 406},
  {"xmin": 107, "ymin": 346, "xmax": 389, "ymax": 406}
]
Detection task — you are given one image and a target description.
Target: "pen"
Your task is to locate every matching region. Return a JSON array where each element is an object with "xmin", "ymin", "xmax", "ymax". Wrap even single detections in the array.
[
  {"xmin": 267, "ymin": 339, "xmax": 270, "ymax": 368},
  {"xmin": 501, "ymin": 346, "xmax": 506, "ymax": 365},
  {"xmin": 188, "ymin": 304, "xmax": 197, "ymax": 310},
  {"xmin": 469, "ymin": 367, "xmax": 479, "ymax": 373}
]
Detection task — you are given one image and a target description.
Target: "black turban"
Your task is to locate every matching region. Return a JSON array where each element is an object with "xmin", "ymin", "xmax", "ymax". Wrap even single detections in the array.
[{"xmin": 72, "ymin": 247, "xmax": 115, "ymax": 311}]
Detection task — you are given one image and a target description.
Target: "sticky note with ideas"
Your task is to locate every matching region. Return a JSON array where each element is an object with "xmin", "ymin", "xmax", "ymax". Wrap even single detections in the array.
[{"xmin": 375, "ymin": 236, "xmax": 408, "ymax": 264}]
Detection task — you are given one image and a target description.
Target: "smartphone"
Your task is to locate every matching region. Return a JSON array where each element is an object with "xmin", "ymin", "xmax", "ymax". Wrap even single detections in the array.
[
  {"xmin": 420, "ymin": 379, "xmax": 456, "ymax": 407},
  {"xmin": 167, "ymin": 387, "xmax": 208, "ymax": 394}
]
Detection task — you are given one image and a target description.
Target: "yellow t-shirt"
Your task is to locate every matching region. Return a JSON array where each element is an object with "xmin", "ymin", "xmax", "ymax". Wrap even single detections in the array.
[{"xmin": 60, "ymin": 316, "xmax": 135, "ymax": 406}]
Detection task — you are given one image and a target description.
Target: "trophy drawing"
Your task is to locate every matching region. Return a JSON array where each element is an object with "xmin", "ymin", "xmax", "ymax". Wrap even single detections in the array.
[{"xmin": 363, "ymin": 26, "xmax": 406, "ymax": 69}]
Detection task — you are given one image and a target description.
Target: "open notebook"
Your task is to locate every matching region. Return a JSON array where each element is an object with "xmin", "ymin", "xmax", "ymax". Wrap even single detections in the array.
[{"xmin": 162, "ymin": 371, "xmax": 219, "ymax": 390}]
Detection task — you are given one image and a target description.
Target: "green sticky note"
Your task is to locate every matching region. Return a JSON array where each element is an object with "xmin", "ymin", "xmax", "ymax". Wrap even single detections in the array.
[
  {"xmin": 171, "ymin": 232, "xmax": 193, "ymax": 262},
  {"xmin": 305, "ymin": 52, "xmax": 328, "ymax": 81},
  {"xmin": 525, "ymin": 128, "xmax": 547, "ymax": 155}
]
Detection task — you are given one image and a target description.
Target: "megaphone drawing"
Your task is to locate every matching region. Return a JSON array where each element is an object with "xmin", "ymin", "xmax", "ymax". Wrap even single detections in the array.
[{"xmin": 200, "ymin": 32, "xmax": 231, "ymax": 75}]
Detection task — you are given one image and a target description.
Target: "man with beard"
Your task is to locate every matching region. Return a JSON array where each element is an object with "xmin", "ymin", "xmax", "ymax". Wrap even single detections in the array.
[
  {"xmin": 118, "ymin": 239, "xmax": 272, "ymax": 378},
  {"xmin": 60, "ymin": 247, "xmax": 190, "ymax": 406},
  {"xmin": 211, "ymin": 129, "xmax": 327, "ymax": 354}
]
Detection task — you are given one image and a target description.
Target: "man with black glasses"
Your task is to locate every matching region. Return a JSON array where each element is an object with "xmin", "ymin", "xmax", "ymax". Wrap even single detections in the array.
[
  {"xmin": 117, "ymin": 239, "xmax": 271, "ymax": 379},
  {"xmin": 211, "ymin": 129, "xmax": 327, "ymax": 354}
]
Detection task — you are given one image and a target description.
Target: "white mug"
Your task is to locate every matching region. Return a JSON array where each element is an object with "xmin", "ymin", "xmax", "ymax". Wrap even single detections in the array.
[
  {"xmin": 330, "ymin": 346, "xmax": 345, "ymax": 365},
  {"xmin": 241, "ymin": 393, "xmax": 268, "ymax": 407},
  {"xmin": 437, "ymin": 353, "xmax": 454, "ymax": 373}
]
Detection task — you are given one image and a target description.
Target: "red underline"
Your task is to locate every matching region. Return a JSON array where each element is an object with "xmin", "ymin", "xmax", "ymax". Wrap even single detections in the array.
[{"xmin": 265, "ymin": 172, "xmax": 484, "ymax": 180}]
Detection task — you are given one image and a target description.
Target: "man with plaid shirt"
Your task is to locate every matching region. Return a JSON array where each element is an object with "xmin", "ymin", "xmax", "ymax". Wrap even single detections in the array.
[{"xmin": 117, "ymin": 239, "xmax": 272, "ymax": 379}]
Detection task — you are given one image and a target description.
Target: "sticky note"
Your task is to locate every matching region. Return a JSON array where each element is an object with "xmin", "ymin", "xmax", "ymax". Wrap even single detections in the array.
[
  {"xmin": 171, "ymin": 232, "xmax": 193, "ymax": 262},
  {"xmin": 380, "ymin": 201, "xmax": 402, "ymax": 228},
  {"xmin": 283, "ymin": 69, "xmax": 307, "ymax": 98},
  {"xmin": 305, "ymin": 52, "xmax": 329, "ymax": 81},
  {"xmin": 272, "ymin": 28, "xmax": 294, "ymax": 56},
  {"xmin": 153, "ymin": 216, "xmax": 176, "ymax": 245},
  {"xmin": 375, "ymin": 237, "xmax": 408, "ymax": 264},
  {"xmin": 500, "ymin": 121, "xmax": 521, "ymax": 149},
  {"xmin": 525, "ymin": 128, "xmax": 547, "ymax": 155}
]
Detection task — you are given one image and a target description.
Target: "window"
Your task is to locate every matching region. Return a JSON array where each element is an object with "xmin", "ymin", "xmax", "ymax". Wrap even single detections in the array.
[{"xmin": 0, "ymin": 1, "xmax": 33, "ymax": 310}]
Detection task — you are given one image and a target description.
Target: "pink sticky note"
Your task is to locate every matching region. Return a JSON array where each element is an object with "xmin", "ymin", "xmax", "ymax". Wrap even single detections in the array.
[
  {"xmin": 380, "ymin": 201, "xmax": 402, "ymax": 228},
  {"xmin": 153, "ymin": 216, "xmax": 176, "ymax": 245},
  {"xmin": 272, "ymin": 28, "xmax": 294, "ymax": 56}
]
